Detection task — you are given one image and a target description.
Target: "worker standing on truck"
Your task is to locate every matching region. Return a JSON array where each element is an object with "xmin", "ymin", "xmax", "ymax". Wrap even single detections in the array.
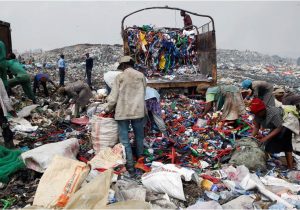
[
  {"xmin": 180, "ymin": 10, "xmax": 193, "ymax": 30},
  {"xmin": 102, "ymin": 56, "xmax": 146, "ymax": 177},
  {"xmin": 197, "ymin": 84, "xmax": 246, "ymax": 121},
  {"xmin": 33, "ymin": 73, "xmax": 58, "ymax": 97},
  {"xmin": 85, "ymin": 53, "xmax": 93, "ymax": 89},
  {"xmin": 58, "ymin": 54, "xmax": 66, "ymax": 87},
  {"xmin": 241, "ymin": 79, "xmax": 275, "ymax": 107}
]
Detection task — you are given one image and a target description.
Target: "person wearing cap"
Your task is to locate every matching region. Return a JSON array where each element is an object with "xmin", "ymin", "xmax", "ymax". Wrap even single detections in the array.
[
  {"xmin": 273, "ymin": 88, "xmax": 300, "ymax": 107},
  {"xmin": 58, "ymin": 81, "xmax": 92, "ymax": 117},
  {"xmin": 197, "ymin": 84, "xmax": 246, "ymax": 120},
  {"xmin": 58, "ymin": 54, "xmax": 66, "ymax": 87},
  {"xmin": 180, "ymin": 10, "xmax": 193, "ymax": 30},
  {"xmin": 85, "ymin": 53, "xmax": 93, "ymax": 88},
  {"xmin": 103, "ymin": 56, "xmax": 146, "ymax": 177},
  {"xmin": 33, "ymin": 73, "xmax": 57, "ymax": 97},
  {"xmin": 250, "ymin": 98, "xmax": 293, "ymax": 169},
  {"xmin": 241, "ymin": 79, "xmax": 275, "ymax": 107}
]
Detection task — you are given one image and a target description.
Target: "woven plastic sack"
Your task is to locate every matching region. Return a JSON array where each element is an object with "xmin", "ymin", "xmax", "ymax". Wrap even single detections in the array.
[
  {"xmin": 33, "ymin": 155, "xmax": 90, "ymax": 208},
  {"xmin": 0, "ymin": 146, "xmax": 25, "ymax": 183},
  {"xmin": 65, "ymin": 169, "xmax": 113, "ymax": 209},
  {"xmin": 90, "ymin": 115, "xmax": 118, "ymax": 153},
  {"xmin": 229, "ymin": 137, "xmax": 266, "ymax": 170},
  {"xmin": 21, "ymin": 138, "xmax": 79, "ymax": 173}
]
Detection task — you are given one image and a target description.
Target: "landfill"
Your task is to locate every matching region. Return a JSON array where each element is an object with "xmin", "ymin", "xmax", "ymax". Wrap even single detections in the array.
[{"xmin": 1, "ymin": 43, "xmax": 300, "ymax": 210}]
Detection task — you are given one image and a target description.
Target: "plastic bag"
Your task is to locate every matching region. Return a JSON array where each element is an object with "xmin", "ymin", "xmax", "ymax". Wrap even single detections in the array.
[
  {"xmin": 33, "ymin": 155, "xmax": 90, "ymax": 208},
  {"xmin": 287, "ymin": 171, "xmax": 300, "ymax": 184},
  {"xmin": 65, "ymin": 169, "xmax": 112, "ymax": 209},
  {"xmin": 292, "ymin": 134, "xmax": 300, "ymax": 152},
  {"xmin": 21, "ymin": 138, "xmax": 79, "ymax": 173},
  {"xmin": 283, "ymin": 112, "xmax": 300, "ymax": 135},
  {"xmin": 17, "ymin": 104, "xmax": 39, "ymax": 118},
  {"xmin": 188, "ymin": 200, "xmax": 222, "ymax": 210},
  {"xmin": 293, "ymin": 152, "xmax": 300, "ymax": 170},
  {"xmin": 141, "ymin": 162, "xmax": 196, "ymax": 201},
  {"xmin": 260, "ymin": 175, "xmax": 300, "ymax": 193},
  {"xmin": 10, "ymin": 118, "xmax": 38, "ymax": 132},
  {"xmin": 113, "ymin": 179, "xmax": 146, "ymax": 202},
  {"xmin": 229, "ymin": 137, "xmax": 266, "ymax": 170},
  {"xmin": 90, "ymin": 115, "xmax": 119, "ymax": 153}
]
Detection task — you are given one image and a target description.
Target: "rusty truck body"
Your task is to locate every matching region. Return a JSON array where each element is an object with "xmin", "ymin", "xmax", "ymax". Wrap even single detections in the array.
[{"xmin": 121, "ymin": 6, "xmax": 217, "ymax": 90}]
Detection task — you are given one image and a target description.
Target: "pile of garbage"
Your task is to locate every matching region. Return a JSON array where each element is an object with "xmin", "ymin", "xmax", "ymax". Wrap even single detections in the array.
[
  {"xmin": 0, "ymin": 44, "xmax": 298, "ymax": 209},
  {"xmin": 1, "ymin": 88, "xmax": 300, "ymax": 209},
  {"xmin": 126, "ymin": 25, "xmax": 198, "ymax": 78}
]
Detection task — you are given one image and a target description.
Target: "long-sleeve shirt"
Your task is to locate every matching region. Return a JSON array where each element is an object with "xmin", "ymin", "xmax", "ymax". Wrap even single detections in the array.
[
  {"xmin": 0, "ymin": 79, "xmax": 13, "ymax": 116},
  {"xmin": 58, "ymin": 58, "xmax": 66, "ymax": 68},
  {"xmin": 105, "ymin": 67, "xmax": 146, "ymax": 120},
  {"xmin": 86, "ymin": 57, "xmax": 93, "ymax": 70},
  {"xmin": 252, "ymin": 81, "xmax": 275, "ymax": 107}
]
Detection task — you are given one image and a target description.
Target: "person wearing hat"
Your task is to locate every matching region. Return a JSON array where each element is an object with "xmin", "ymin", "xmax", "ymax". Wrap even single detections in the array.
[
  {"xmin": 58, "ymin": 54, "xmax": 66, "ymax": 87},
  {"xmin": 103, "ymin": 56, "xmax": 146, "ymax": 177},
  {"xmin": 33, "ymin": 73, "xmax": 57, "ymax": 97},
  {"xmin": 58, "ymin": 80, "xmax": 93, "ymax": 117},
  {"xmin": 250, "ymin": 98, "xmax": 293, "ymax": 169},
  {"xmin": 273, "ymin": 88, "xmax": 300, "ymax": 107},
  {"xmin": 197, "ymin": 84, "xmax": 246, "ymax": 121},
  {"xmin": 241, "ymin": 79, "xmax": 275, "ymax": 107},
  {"xmin": 85, "ymin": 53, "xmax": 93, "ymax": 88}
]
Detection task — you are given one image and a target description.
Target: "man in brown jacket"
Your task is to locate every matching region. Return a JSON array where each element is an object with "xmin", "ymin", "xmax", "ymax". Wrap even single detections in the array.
[{"xmin": 104, "ymin": 56, "xmax": 146, "ymax": 176}]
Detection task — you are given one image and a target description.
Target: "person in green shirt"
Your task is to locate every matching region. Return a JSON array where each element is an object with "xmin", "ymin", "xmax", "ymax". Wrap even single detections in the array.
[
  {"xmin": 6, "ymin": 57, "xmax": 36, "ymax": 103},
  {"xmin": 0, "ymin": 41, "xmax": 36, "ymax": 103},
  {"xmin": 197, "ymin": 84, "xmax": 246, "ymax": 121}
]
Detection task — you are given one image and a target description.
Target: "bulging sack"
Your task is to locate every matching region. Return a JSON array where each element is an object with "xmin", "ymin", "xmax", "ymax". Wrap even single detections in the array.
[
  {"xmin": 21, "ymin": 138, "xmax": 79, "ymax": 173},
  {"xmin": 33, "ymin": 155, "xmax": 90, "ymax": 208},
  {"xmin": 229, "ymin": 137, "xmax": 266, "ymax": 170},
  {"xmin": 91, "ymin": 116, "xmax": 119, "ymax": 153}
]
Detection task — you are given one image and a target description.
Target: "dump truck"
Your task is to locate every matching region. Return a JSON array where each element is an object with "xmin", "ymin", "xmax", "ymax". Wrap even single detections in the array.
[
  {"xmin": 121, "ymin": 6, "xmax": 217, "ymax": 91},
  {"xmin": 0, "ymin": 20, "xmax": 12, "ymax": 57}
]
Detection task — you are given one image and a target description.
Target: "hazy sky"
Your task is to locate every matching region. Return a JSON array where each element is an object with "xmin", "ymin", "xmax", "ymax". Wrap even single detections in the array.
[{"xmin": 1, "ymin": 1, "xmax": 300, "ymax": 58}]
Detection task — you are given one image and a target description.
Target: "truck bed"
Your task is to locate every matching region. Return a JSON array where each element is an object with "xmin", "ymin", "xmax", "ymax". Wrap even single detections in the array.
[{"xmin": 147, "ymin": 74, "xmax": 210, "ymax": 88}]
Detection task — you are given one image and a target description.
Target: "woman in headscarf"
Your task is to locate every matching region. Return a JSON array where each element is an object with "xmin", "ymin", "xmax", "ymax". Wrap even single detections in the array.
[
  {"xmin": 197, "ymin": 84, "xmax": 246, "ymax": 120},
  {"xmin": 250, "ymin": 98, "xmax": 293, "ymax": 169},
  {"xmin": 241, "ymin": 79, "xmax": 275, "ymax": 107}
]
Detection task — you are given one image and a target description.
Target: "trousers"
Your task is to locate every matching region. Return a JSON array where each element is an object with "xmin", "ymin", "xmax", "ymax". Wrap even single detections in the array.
[{"xmin": 117, "ymin": 118, "xmax": 144, "ymax": 170}]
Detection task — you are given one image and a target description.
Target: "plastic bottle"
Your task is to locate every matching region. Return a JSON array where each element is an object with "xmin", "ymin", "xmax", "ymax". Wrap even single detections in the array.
[{"xmin": 201, "ymin": 179, "xmax": 218, "ymax": 192}]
